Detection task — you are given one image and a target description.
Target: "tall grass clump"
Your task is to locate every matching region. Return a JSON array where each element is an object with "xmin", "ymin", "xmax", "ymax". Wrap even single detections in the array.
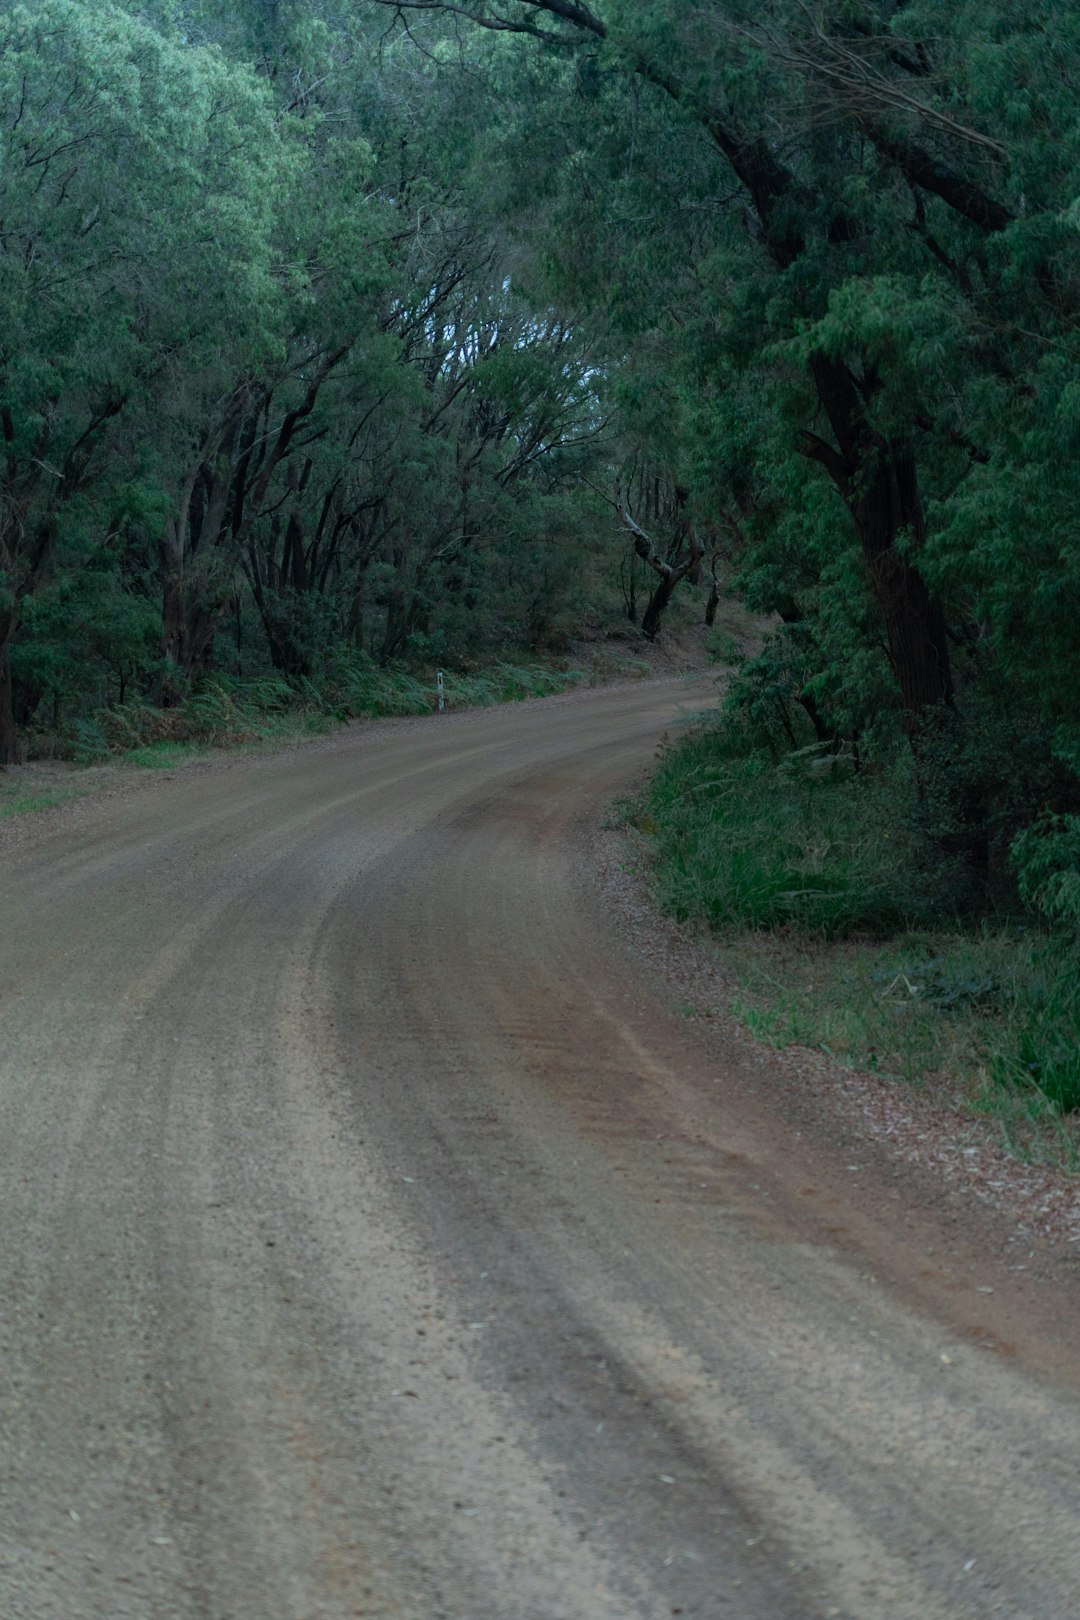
[
  {"xmin": 443, "ymin": 663, "xmax": 586, "ymax": 707},
  {"xmin": 992, "ymin": 816, "xmax": 1080, "ymax": 1117},
  {"xmin": 639, "ymin": 726, "xmax": 916, "ymax": 938},
  {"xmin": 330, "ymin": 655, "xmax": 584, "ymax": 717},
  {"xmin": 336, "ymin": 662, "xmax": 435, "ymax": 718},
  {"xmin": 65, "ymin": 673, "xmax": 338, "ymax": 763}
]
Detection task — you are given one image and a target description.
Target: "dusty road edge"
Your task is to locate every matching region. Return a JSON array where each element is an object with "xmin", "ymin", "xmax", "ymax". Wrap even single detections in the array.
[{"xmin": 584, "ymin": 795, "xmax": 1080, "ymax": 1367}]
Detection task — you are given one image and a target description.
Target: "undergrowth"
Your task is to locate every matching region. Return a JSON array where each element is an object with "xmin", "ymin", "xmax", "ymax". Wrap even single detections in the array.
[
  {"xmin": 29, "ymin": 658, "xmax": 588, "ymax": 768},
  {"xmin": 630, "ymin": 720, "xmax": 1080, "ymax": 1165}
]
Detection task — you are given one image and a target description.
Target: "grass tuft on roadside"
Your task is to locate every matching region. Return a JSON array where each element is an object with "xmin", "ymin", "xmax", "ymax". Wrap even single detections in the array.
[{"xmin": 0, "ymin": 784, "xmax": 84, "ymax": 820}]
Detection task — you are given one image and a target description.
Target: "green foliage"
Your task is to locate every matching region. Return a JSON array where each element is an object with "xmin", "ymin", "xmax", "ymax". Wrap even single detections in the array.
[
  {"xmin": 997, "ymin": 951, "xmax": 1080, "ymax": 1117},
  {"xmin": 637, "ymin": 721, "xmax": 918, "ymax": 938},
  {"xmin": 1012, "ymin": 817, "xmax": 1080, "ymax": 929},
  {"xmin": 712, "ymin": 924, "xmax": 1079, "ymax": 1158},
  {"xmin": 0, "ymin": 0, "xmax": 629, "ymax": 764},
  {"xmin": 13, "ymin": 563, "xmax": 161, "ymax": 725},
  {"xmin": 32, "ymin": 655, "xmax": 587, "ymax": 766},
  {"xmin": 329, "ymin": 656, "xmax": 585, "ymax": 718},
  {"xmin": 0, "ymin": 783, "xmax": 83, "ymax": 818},
  {"xmin": 642, "ymin": 713, "xmax": 1080, "ymax": 1127}
]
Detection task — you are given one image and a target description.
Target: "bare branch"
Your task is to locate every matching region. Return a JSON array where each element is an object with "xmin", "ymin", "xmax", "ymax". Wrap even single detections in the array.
[
  {"xmin": 367, "ymin": 0, "xmax": 603, "ymax": 46},
  {"xmin": 616, "ymin": 483, "xmax": 675, "ymax": 581},
  {"xmin": 781, "ymin": 3, "xmax": 1007, "ymax": 158},
  {"xmin": 615, "ymin": 484, "xmax": 703, "ymax": 584}
]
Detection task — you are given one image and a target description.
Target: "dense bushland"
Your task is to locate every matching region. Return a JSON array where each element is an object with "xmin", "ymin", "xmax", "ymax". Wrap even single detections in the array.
[{"xmin": 0, "ymin": 0, "xmax": 653, "ymax": 762}]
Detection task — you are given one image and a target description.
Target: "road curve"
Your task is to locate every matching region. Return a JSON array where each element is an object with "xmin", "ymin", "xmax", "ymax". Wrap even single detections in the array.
[{"xmin": 2, "ymin": 681, "xmax": 1079, "ymax": 1620}]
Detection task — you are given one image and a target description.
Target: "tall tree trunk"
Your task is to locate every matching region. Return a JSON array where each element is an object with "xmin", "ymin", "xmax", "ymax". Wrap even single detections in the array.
[
  {"xmin": 621, "ymin": 550, "xmax": 638, "ymax": 624},
  {"xmin": 805, "ymin": 358, "xmax": 991, "ymax": 868},
  {"xmin": 805, "ymin": 354, "xmax": 954, "ymax": 727},
  {"xmin": 641, "ymin": 574, "xmax": 678, "ymax": 641},
  {"xmin": 802, "ymin": 356, "xmax": 984, "ymax": 867},
  {"xmin": 0, "ymin": 618, "xmax": 18, "ymax": 767},
  {"xmin": 160, "ymin": 573, "xmax": 222, "ymax": 704},
  {"xmin": 616, "ymin": 489, "xmax": 704, "ymax": 643},
  {"xmin": 348, "ymin": 567, "xmax": 367, "ymax": 649},
  {"xmin": 797, "ymin": 688, "xmax": 836, "ymax": 748},
  {"xmin": 855, "ymin": 444, "xmax": 954, "ymax": 726}
]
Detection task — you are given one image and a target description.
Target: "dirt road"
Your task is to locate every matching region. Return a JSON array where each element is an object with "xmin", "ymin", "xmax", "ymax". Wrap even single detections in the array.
[{"xmin": 2, "ymin": 681, "xmax": 1079, "ymax": 1619}]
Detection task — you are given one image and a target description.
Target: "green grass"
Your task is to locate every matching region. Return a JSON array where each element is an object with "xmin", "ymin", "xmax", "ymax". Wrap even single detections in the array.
[
  {"xmin": 637, "ymin": 731, "xmax": 916, "ymax": 938},
  {"xmin": 726, "ymin": 928, "xmax": 1021, "ymax": 1083},
  {"xmin": 0, "ymin": 785, "xmax": 84, "ymax": 819},
  {"xmin": 119, "ymin": 714, "xmax": 337, "ymax": 769},
  {"xmin": 121, "ymin": 739, "xmax": 216, "ymax": 768},
  {"xmin": 634, "ymin": 720, "xmax": 1080, "ymax": 1163},
  {"xmin": 255, "ymin": 658, "xmax": 586, "ymax": 726},
  {"xmin": 718, "ymin": 927, "xmax": 1078, "ymax": 1166}
]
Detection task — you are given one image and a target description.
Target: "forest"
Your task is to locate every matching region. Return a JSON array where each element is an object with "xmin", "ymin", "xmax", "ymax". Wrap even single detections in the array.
[{"xmin": 4, "ymin": 1, "xmax": 1080, "ymax": 1122}]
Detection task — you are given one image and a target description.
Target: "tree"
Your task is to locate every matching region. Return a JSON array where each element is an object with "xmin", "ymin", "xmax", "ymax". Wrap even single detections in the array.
[
  {"xmin": 359, "ymin": 0, "xmax": 1080, "ymax": 869},
  {"xmin": 0, "ymin": 0, "xmax": 285, "ymax": 758}
]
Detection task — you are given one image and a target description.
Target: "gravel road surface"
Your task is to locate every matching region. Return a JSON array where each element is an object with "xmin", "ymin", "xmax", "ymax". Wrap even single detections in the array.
[{"xmin": 2, "ymin": 680, "xmax": 1080, "ymax": 1619}]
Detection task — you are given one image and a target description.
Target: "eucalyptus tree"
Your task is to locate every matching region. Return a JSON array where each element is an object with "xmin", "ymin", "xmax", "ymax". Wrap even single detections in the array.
[
  {"xmin": 0, "ymin": 0, "xmax": 290, "ymax": 757},
  {"xmin": 199, "ymin": 0, "xmax": 613, "ymax": 672},
  {"xmin": 360, "ymin": 0, "xmax": 1080, "ymax": 868}
]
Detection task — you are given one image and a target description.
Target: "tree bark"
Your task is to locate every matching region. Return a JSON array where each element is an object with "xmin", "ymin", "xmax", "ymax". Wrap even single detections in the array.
[
  {"xmin": 803, "ymin": 353, "xmax": 954, "ymax": 728},
  {"xmin": 802, "ymin": 359, "xmax": 985, "ymax": 868},
  {"xmin": 616, "ymin": 488, "xmax": 704, "ymax": 642},
  {"xmin": 160, "ymin": 570, "xmax": 221, "ymax": 704},
  {"xmin": 640, "ymin": 573, "xmax": 679, "ymax": 640},
  {"xmin": 0, "ymin": 618, "xmax": 18, "ymax": 767}
]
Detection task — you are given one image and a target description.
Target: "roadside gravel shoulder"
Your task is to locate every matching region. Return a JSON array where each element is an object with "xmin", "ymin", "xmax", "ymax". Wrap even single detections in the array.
[{"xmin": 585, "ymin": 807, "xmax": 1080, "ymax": 1258}]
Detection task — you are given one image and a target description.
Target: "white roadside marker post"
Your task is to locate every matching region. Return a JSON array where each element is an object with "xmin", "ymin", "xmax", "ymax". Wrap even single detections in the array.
[{"xmin": 437, "ymin": 670, "xmax": 445, "ymax": 713}]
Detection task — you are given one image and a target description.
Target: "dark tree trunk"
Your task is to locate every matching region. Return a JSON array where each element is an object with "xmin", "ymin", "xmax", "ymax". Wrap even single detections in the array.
[
  {"xmin": 286, "ymin": 511, "xmax": 308, "ymax": 593},
  {"xmin": 13, "ymin": 669, "xmax": 43, "ymax": 731},
  {"xmin": 797, "ymin": 688, "xmax": 835, "ymax": 747},
  {"xmin": 160, "ymin": 574, "xmax": 221, "ymax": 705},
  {"xmin": 641, "ymin": 574, "xmax": 678, "ymax": 640},
  {"xmin": 621, "ymin": 550, "xmax": 638, "ymax": 624},
  {"xmin": 856, "ymin": 447, "xmax": 954, "ymax": 725},
  {"xmin": 262, "ymin": 606, "xmax": 313, "ymax": 680},
  {"xmin": 806, "ymin": 354, "xmax": 954, "ymax": 727},
  {"xmin": 804, "ymin": 357, "xmax": 988, "ymax": 868},
  {"xmin": 0, "ymin": 622, "xmax": 18, "ymax": 766},
  {"xmin": 348, "ymin": 567, "xmax": 367, "ymax": 648},
  {"xmin": 801, "ymin": 356, "xmax": 986, "ymax": 868},
  {"xmin": 617, "ymin": 489, "xmax": 703, "ymax": 643},
  {"xmin": 379, "ymin": 591, "xmax": 408, "ymax": 667}
]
